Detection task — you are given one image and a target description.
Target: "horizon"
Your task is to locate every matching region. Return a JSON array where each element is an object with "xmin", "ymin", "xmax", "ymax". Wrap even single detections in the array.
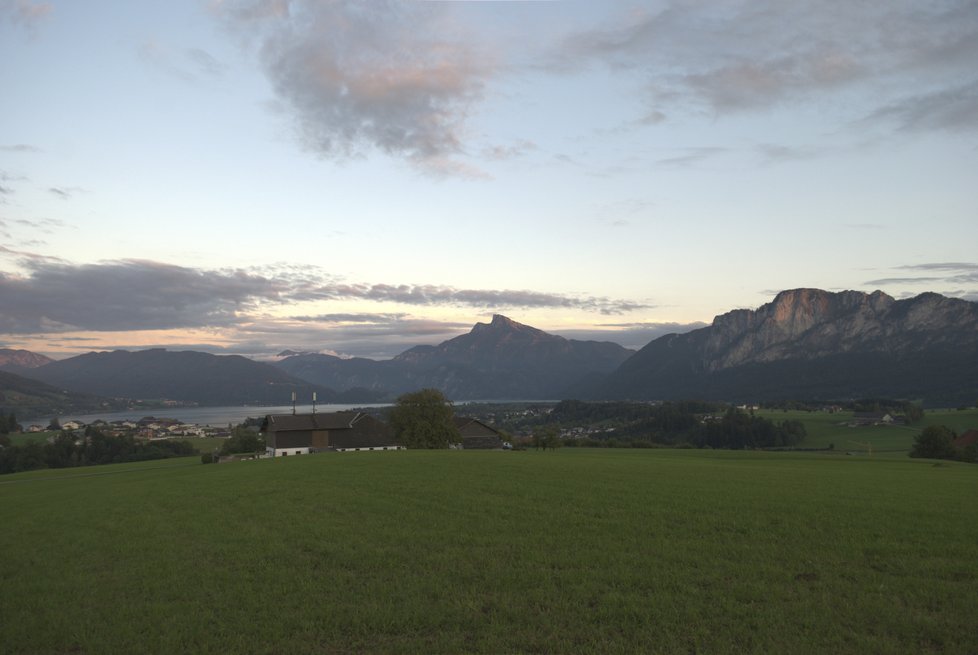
[
  {"xmin": 2, "ymin": 2, "xmax": 976, "ymax": 360},
  {"xmin": 5, "ymin": 286, "xmax": 970, "ymax": 363}
]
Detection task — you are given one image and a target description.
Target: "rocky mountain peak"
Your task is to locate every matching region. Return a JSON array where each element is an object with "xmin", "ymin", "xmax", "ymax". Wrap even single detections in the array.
[
  {"xmin": 0, "ymin": 348, "xmax": 56, "ymax": 371},
  {"xmin": 472, "ymin": 314, "xmax": 541, "ymax": 335},
  {"xmin": 595, "ymin": 288, "xmax": 978, "ymax": 405}
]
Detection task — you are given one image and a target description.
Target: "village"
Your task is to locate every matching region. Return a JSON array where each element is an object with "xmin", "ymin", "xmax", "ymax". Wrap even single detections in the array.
[{"xmin": 25, "ymin": 415, "xmax": 239, "ymax": 440}]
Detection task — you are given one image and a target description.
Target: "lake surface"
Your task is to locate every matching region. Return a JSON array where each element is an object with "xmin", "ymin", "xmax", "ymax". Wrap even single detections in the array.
[
  {"xmin": 25, "ymin": 399, "xmax": 551, "ymax": 428},
  {"xmin": 27, "ymin": 404, "xmax": 392, "ymax": 427}
]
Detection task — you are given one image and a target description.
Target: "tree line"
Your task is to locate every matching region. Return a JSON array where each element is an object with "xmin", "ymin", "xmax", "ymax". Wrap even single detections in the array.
[
  {"xmin": 530, "ymin": 400, "xmax": 806, "ymax": 449},
  {"xmin": 0, "ymin": 427, "xmax": 197, "ymax": 475}
]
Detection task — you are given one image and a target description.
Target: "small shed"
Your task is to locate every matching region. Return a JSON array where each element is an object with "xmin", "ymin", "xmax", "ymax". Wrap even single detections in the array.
[{"xmin": 453, "ymin": 417, "xmax": 505, "ymax": 449}]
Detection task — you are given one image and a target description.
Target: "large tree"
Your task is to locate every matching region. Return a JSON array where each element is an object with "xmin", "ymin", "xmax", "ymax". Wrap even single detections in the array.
[
  {"xmin": 388, "ymin": 388, "xmax": 460, "ymax": 449},
  {"xmin": 910, "ymin": 425, "xmax": 956, "ymax": 460}
]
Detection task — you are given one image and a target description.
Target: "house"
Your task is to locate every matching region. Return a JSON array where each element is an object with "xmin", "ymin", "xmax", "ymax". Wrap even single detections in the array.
[
  {"xmin": 952, "ymin": 429, "xmax": 978, "ymax": 450},
  {"xmin": 849, "ymin": 412, "xmax": 894, "ymax": 427},
  {"xmin": 453, "ymin": 417, "xmax": 505, "ymax": 449},
  {"xmin": 261, "ymin": 411, "xmax": 399, "ymax": 457}
]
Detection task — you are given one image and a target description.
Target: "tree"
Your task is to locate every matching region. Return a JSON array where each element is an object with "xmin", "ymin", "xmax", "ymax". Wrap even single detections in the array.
[
  {"xmin": 910, "ymin": 425, "xmax": 956, "ymax": 460},
  {"xmin": 220, "ymin": 427, "xmax": 265, "ymax": 455},
  {"xmin": 387, "ymin": 389, "xmax": 460, "ymax": 449},
  {"xmin": 533, "ymin": 426, "xmax": 561, "ymax": 451}
]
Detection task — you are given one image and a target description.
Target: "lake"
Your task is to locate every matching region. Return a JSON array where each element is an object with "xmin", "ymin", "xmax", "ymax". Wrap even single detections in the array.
[
  {"xmin": 27, "ymin": 404, "xmax": 392, "ymax": 427},
  {"xmin": 24, "ymin": 399, "xmax": 549, "ymax": 428}
]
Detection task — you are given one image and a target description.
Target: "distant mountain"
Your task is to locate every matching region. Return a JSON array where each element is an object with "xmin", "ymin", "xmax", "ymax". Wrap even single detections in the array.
[
  {"xmin": 0, "ymin": 348, "xmax": 55, "ymax": 374},
  {"xmin": 275, "ymin": 315, "xmax": 634, "ymax": 400},
  {"xmin": 24, "ymin": 349, "xmax": 342, "ymax": 406},
  {"xmin": 592, "ymin": 289, "xmax": 978, "ymax": 405},
  {"xmin": 0, "ymin": 369, "xmax": 119, "ymax": 417}
]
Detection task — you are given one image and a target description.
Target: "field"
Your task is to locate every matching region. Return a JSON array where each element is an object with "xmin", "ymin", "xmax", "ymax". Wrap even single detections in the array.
[
  {"xmin": 2, "ymin": 449, "xmax": 977, "ymax": 654},
  {"xmin": 757, "ymin": 407, "xmax": 978, "ymax": 454}
]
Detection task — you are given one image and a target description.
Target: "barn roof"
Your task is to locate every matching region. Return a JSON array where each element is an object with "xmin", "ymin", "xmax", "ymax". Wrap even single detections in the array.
[
  {"xmin": 263, "ymin": 411, "xmax": 361, "ymax": 432},
  {"xmin": 453, "ymin": 416, "xmax": 502, "ymax": 437},
  {"xmin": 952, "ymin": 429, "xmax": 978, "ymax": 449}
]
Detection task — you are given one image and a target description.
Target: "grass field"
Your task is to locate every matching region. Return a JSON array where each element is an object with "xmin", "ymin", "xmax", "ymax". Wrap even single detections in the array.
[
  {"xmin": 757, "ymin": 407, "xmax": 978, "ymax": 455},
  {"xmin": 2, "ymin": 449, "xmax": 977, "ymax": 654}
]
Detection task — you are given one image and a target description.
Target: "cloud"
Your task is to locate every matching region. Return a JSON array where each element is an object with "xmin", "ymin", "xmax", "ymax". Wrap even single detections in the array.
[
  {"xmin": 482, "ymin": 139, "xmax": 537, "ymax": 161},
  {"xmin": 216, "ymin": 0, "xmax": 493, "ymax": 173},
  {"xmin": 0, "ymin": 257, "xmax": 650, "ymax": 336},
  {"xmin": 270, "ymin": 314, "xmax": 474, "ymax": 358},
  {"xmin": 1, "ymin": 0, "xmax": 51, "ymax": 32},
  {"xmin": 186, "ymin": 48, "xmax": 227, "ymax": 77},
  {"xmin": 861, "ymin": 80, "xmax": 978, "ymax": 133},
  {"xmin": 864, "ymin": 262, "xmax": 978, "ymax": 286},
  {"xmin": 0, "ymin": 143, "xmax": 42, "ymax": 153},
  {"xmin": 293, "ymin": 281, "xmax": 650, "ymax": 315},
  {"xmin": 556, "ymin": 2, "xmax": 978, "ymax": 133},
  {"xmin": 0, "ymin": 259, "xmax": 288, "ymax": 333},
  {"xmin": 555, "ymin": 321, "xmax": 708, "ymax": 350},
  {"xmin": 47, "ymin": 186, "xmax": 84, "ymax": 199},
  {"xmin": 756, "ymin": 143, "xmax": 821, "ymax": 164},
  {"xmin": 656, "ymin": 147, "xmax": 727, "ymax": 168}
]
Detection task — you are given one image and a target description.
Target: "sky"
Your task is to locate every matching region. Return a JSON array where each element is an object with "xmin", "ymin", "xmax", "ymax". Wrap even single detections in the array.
[{"xmin": 1, "ymin": 0, "xmax": 976, "ymax": 361}]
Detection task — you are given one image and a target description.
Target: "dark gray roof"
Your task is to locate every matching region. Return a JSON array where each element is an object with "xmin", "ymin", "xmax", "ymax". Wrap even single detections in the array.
[
  {"xmin": 453, "ymin": 416, "xmax": 501, "ymax": 438},
  {"xmin": 264, "ymin": 412, "xmax": 360, "ymax": 432}
]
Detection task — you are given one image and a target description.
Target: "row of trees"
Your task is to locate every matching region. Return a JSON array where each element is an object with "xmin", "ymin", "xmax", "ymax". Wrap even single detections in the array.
[
  {"xmin": 384, "ymin": 393, "xmax": 808, "ymax": 452},
  {"xmin": 538, "ymin": 402, "xmax": 806, "ymax": 450},
  {"xmin": 0, "ymin": 428, "xmax": 197, "ymax": 475}
]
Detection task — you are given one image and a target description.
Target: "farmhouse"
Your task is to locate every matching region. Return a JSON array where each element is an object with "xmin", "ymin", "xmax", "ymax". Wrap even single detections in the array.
[
  {"xmin": 453, "ymin": 416, "xmax": 505, "ymax": 449},
  {"xmin": 261, "ymin": 411, "xmax": 398, "ymax": 457},
  {"xmin": 952, "ymin": 429, "xmax": 978, "ymax": 450},
  {"xmin": 849, "ymin": 412, "xmax": 896, "ymax": 427}
]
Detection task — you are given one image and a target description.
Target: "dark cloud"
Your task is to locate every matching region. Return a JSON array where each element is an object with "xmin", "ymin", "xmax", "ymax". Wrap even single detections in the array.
[
  {"xmin": 288, "ymin": 280, "xmax": 650, "ymax": 315},
  {"xmin": 862, "ymin": 81, "xmax": 978, "ymax": 133},
  {"xmin": 556, "ymin": 2, "xmax": 978, "ymax": 134},
  {"xmin": 218, "ymin": 0, "xmax": 492, "ymax": 173},
  {"xmin": 232, "ymin": 314, "xmax": 475, "ymax": 359},
  {"xmin": 555, "ymin": 321, "xmax": 708, "ymax": 351},
  {"xmin": 186, "ymin": 48, "xmax": 227, "ymax": 77},
  {"xmin": 47, "ymin": 186, "xmax": 84, "ymax": 199},
  {"xmin": 0, "ymin": 257, "xmax": 649, "ymax": 336},
  {"xmin": 0, "ymin": 144, "xmax": 41, "ymax": 153},
  {"xmin": 0, "ymin": 259, "xmax": 287, "ymax": 333},
  {"xmin": 865, "ymin": 262, "xmax": 978, "ymax": 287}
]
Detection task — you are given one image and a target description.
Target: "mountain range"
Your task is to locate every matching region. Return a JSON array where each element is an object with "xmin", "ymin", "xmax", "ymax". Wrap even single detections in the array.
[
  {"xmin": 3, "ymin": 289, "xmax": 977, "ymax": 412},
  {"xmin": 275, "ymin": 314, "xmax": 634, "ymax": 400},
  {"xmin": 22, "ymin": 348, "xmax": 347, "ymax": 407},
  {"xmin": 0, "ymin": 348, "xmax": 55, "ymax": 375},
  {"xmin": 593, "ymin": 289, "xmax": 978, "ymax": 404}
]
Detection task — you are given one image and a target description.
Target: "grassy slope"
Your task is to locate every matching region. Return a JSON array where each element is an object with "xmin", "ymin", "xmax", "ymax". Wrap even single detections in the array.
[
  {"xmin": 757, "ymin": 408, "xmax": 978, "ymax": 454},
  {"xmin": 2, "ymin": 450, "xmax": 977, "ymax": 654}
]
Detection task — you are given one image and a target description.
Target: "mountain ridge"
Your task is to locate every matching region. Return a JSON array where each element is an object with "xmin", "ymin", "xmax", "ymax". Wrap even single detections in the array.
[
  {"xmin": 278, "ymin": 314, "xmax": 634, "ymax": 399},
  {"xmin": 593, "ymin": 289, "xmax": 978, "ymax": 405}
]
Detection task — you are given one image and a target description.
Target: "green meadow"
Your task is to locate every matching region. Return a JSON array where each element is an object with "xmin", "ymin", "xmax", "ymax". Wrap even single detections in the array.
[
  {"xmin": 2, "ymin": 449, "xmax": 977, "ymax": 654},
  {"xmin": 757, "ymin": 407, "xmax": 978, "ymax": 454}
]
